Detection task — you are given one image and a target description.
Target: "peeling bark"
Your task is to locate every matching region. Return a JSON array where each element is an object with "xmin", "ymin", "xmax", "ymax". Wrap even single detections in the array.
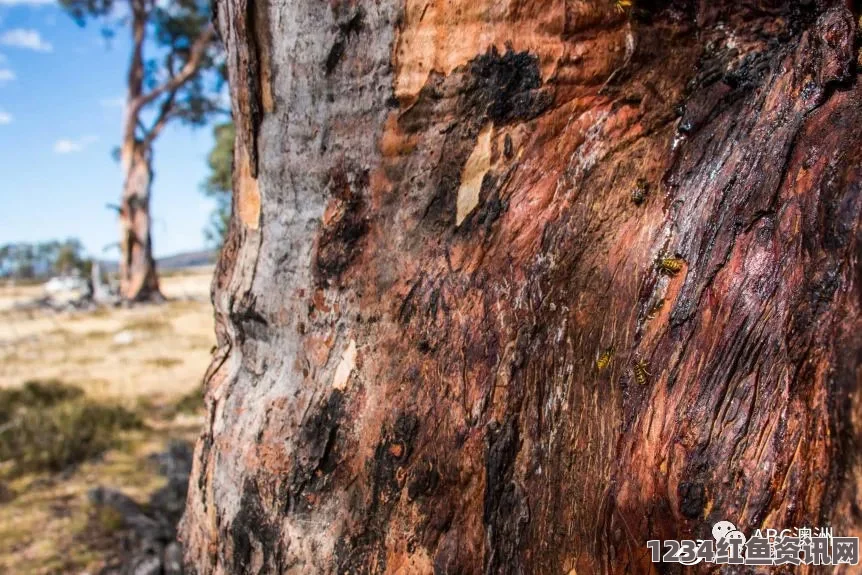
[{"xmin": 182, "ymin": 1, "xmax": 862, "ymax": 573}]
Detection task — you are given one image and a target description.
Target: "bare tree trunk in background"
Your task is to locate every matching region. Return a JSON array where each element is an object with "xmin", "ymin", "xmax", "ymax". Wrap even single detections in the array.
[
  {"xmin": 119, "ymin": 139, "xmax": 160, "ymax": 301},
  {"xmin": 182, "ymin": 0, "xmax": 862, "ymax": 572},
  {"xmin": 118, "ymin": 2, "xmax": 162, "ymax": 302}
]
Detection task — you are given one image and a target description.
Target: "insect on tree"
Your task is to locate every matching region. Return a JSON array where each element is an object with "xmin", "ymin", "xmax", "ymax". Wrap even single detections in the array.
[
  {"xmin": 616, "ymin": 0, "xmax": 633, "ymax": 13},
  {"xmin": 596, "ymin": 347, "xmax": 615, "ymax": 371},
  {"xmin": 632, "ymin": 358, "xmax": 650, "ymax": 385},
  {"xmin": 657, "ymin": 256, "xmax": 685, "ymax": 276}
]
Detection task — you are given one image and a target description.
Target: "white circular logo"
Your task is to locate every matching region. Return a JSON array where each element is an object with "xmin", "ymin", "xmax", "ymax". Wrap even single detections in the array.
[{"xmin": 712, "ymin": 520, "xmax": 737, "ymax": 541}]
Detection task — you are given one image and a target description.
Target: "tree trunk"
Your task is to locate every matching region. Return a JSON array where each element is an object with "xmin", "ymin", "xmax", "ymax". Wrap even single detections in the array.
[
  {"xmin": 181, "ymin": 1, "xmax": 861, "ymax": 573},
  {"xmin": 119, "ymin": 140, "xmax": 161, "ymax": 301}
]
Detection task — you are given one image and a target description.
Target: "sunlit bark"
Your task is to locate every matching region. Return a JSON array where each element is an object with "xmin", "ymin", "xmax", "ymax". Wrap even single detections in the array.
[{"xmin": 182, "ymin": 1, "xmax": 862, "ymax": 572}]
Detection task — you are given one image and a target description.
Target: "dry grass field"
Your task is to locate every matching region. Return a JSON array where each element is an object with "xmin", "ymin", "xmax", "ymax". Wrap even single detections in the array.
[{"xmin": 0, "ymin": 269, "xmax": 215, "ymax": 574}]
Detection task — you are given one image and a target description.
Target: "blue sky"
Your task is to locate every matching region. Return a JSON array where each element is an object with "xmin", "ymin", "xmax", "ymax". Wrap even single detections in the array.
[{"xmin": 0, "ymin": 1, "xmax": 223, "ymax": 258}]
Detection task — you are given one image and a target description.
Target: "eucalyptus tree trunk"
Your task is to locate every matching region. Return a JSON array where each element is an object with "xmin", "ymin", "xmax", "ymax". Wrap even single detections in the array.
[
  {"xmin": 117, "ymin": 2, "xmax": 161, "ymax": 303},
  {"xmin": 181, "ymin": 0, "xmax": 862, "ymax": 573},
  {"xmin": 118, "ymin": 139, "xmax": 160, "ymax": 301}
]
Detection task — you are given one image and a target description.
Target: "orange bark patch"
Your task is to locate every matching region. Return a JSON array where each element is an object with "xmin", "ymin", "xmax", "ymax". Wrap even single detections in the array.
[
  {"xmin": 236, "ymin": 152, "xmax": 261, "ymax": 229},
  {"xmin": 394, "ymin": 0, "xmax": 569, "ymax": 101}
]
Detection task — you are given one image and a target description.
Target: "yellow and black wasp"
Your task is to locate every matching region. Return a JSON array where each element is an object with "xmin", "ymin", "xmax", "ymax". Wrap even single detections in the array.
[
  {"xmin": 596, "ymin": 347, "xmax": 615, "ymax": 371},
  {"xmin": 632, "ymin": 358, "xmax": 650, "ymax": 385},
  {"xmin": 657, "ymin": 256, "xmax": 684, "ymax": 276}
]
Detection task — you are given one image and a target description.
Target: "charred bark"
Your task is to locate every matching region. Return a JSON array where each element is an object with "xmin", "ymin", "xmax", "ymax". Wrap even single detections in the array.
[{"xmin": 182, "ymin": 0, "xmax": 862, "ymax": 573}]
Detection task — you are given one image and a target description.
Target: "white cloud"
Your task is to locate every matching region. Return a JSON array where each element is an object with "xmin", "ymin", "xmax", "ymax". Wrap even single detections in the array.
[
  {"xmin": 99, "ymin": 96, "xmax": 125, "ymax": 109},
  {"xmin": 54, "ymin": 135, "xmax": 98, "ymax": 154},
  {"xmin": 0, "ymin": 111, "xmax": 12, "ymax": 125},
  {"xmin": 0, "ymin": 0, "xmax": 55, "ymax": 5},
  {"xmin": 0, "ymin": 68, "xmax": 13, "ymax": 81},
  {"xmin": 0, "ymin": 29, "xmax": 53, "ymax": 52}
]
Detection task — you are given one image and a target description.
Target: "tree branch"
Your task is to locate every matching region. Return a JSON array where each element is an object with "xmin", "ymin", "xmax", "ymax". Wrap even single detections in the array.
[
  {"xmin": 136, "ymin": 117, "xmax": 149, "ymax": 140},
  {"xmin": 131, "ymin": 24, "xmax": 216, "ymax": 113},
  {"xmin": 144, "ymin": 89, "xmax": 179, "ymax": 146}
]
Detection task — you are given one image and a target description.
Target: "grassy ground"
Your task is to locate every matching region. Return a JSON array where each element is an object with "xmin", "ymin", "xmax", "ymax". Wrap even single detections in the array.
[{"xmin": 0, "ymin": 270, "xmax": 214, "ymax": 574}]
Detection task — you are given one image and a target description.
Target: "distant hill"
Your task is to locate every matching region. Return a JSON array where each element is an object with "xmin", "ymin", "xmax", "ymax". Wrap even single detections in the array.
[
  {"xmin": 158, "ymin": 249, "xmax": 217, "ymax": 269},
  {"xmin": 97, "ymin": 249, "xmax": 217, "ymax": 273}
]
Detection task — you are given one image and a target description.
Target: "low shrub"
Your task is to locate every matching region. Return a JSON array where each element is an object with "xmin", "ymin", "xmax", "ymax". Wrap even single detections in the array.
[
  {"xmin": 0, "ymin": 379, "xmax": 84, "ymax": 425},
  {"xmin": 0, "ymin": 380, "xmax": 143, "ymax": 474}
]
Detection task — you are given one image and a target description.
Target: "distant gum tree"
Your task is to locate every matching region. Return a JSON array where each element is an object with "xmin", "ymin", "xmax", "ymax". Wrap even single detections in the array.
[{"xmin": 60, "ymin": 0, "xmax": 224, "ymax": 301}]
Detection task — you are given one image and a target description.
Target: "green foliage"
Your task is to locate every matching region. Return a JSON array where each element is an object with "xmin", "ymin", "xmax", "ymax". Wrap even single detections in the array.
[
  {"xmin": 54, "ymin": 239, "xmax": 91, "ymax": 275},
  {"xmin": 59, "ymin": 0, "xmax": 116, "ymax": 25},
  {"xmin": 0, "ymin": 381, "xmax": 143, "ymax": 475},
  {"xmin": 60, "ymin": 0, "xmax": 225, "ymax": 137},
  {"xmin": 204, "ymin": 122, "xmax": 234, "ymax": 196},
  {"xmin": 0, "ymin": 239, "xmax": 91, "ymax": 280},
  {"xmin": 148, "ymin": 1, "xmax": 224, "ymax": 127},
  {"xmin": 202, "ymin": 122, "xmax": 234, "ymax": 247}
]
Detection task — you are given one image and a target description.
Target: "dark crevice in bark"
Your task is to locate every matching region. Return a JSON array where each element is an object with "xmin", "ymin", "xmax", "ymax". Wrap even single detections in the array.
[
  {"xmin": 335, "ymin": 413, "xmax": 420, "ymax": 573},
  {"xmin": 325, "ymin": 7, "xmax": 365, "ymax": 75},
  {"xmin": 230, "ymin": 479, "xmax": 281, "ymax": 573},
  {"xmin": 315, "ymin": 167, "xmax": 370, "ymax": 287},
  {"xmin": 285, "ymin": 389, "xmax": 346, "ymax": 514}
]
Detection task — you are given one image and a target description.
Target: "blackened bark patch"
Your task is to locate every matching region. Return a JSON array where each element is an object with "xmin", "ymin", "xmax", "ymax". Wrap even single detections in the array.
[
  {"xmin": 484, "ymin": 418, "xmax": 520, "ymax": 523},
  {"xmin": 402, "ymin": 47, "xmax": 551, "ymax": 228},
  {"xmin": 315, "ymin": 168, "xmax": 369, "ymax": 286},
  {"xmin": 398, "ymin": 47, "xmax": 549, "ymax": 135},
  {"xmin": 369, "ymin": 412, "xmax": 420, "ymax": 514},
  {"xmin": 287, "ymin": 390, "xmax": 345, "ymax": 513},
  {"xmin": 464, "ymin": 47, "xmax": 552, "ymax": 124},
  {"xmin": 221, "ymin": 0, "xmax": 265, "ymax": 178},
  {"xmin": 325, "ymin": 8, "xmax": 364, "ymax": 74},
  {"xmin": 230, "ymin": 300, "xmax": 268, "ymax": 345},
  {"xmin": 325, "ymin": 39, "xmax": 346, "ymax": 75},
  {"xmin": 503, "ymin": 134, "xmax": 514, "ymax": 159},
  {"xmin": 677, "ymin": 481, "xmax": 706, "ymax": 519},
  {"xmin": 407, "ymin": 457, "xmax": 440, "ymax": 501},
  {"xmin": 336, "ymin": 412, "xmax": 419, "ymax": 573},
  {"xmin": 484, "ymin": 417, "xmax": 529, "ymax": 573},
  {"xmin": 230, "ymin": 479, "xmax": 280, "ymax": 573},
  {"xmin": 196, "ymin": 433, "xmax": 212, "ymax": 507},
  {"xmin": 230, "ymin": 294, "xmax": 270, "ymax": 376}
]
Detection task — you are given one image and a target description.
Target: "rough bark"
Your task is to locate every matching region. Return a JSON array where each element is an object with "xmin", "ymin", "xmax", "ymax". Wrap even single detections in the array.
[{"xmin": 182, "ymin": 0, "xmax": 862, "ymax": 573}]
